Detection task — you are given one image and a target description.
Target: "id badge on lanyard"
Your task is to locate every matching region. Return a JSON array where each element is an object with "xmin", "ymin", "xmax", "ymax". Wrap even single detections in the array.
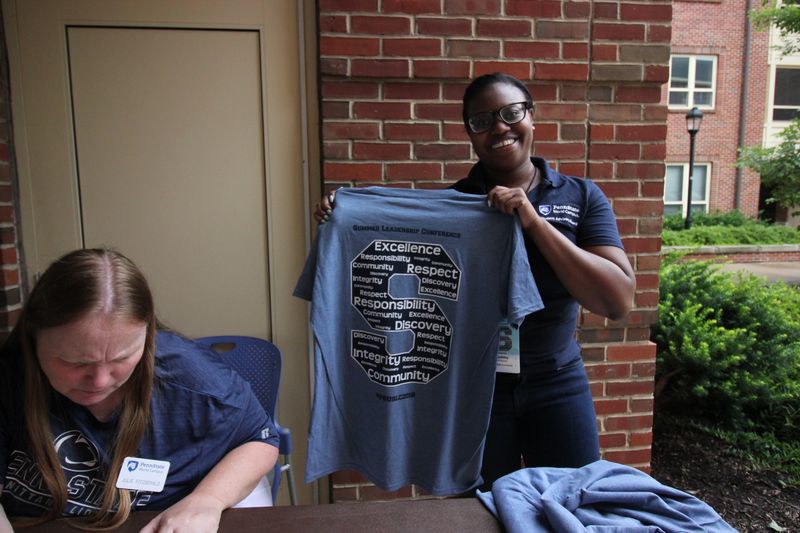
[{"xmin": 496, "ymin": 319, "xmax": 520, "ymax": 374}]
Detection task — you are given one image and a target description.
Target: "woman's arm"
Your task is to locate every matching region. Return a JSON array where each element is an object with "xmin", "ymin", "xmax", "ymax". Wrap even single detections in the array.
[
  {"xmin": 139, "ymin": 441, "xmax": 278, "ymax": 533},
  {"xmin": 488, "ymin": 186, "xmax": 636, "ymax": 320}
]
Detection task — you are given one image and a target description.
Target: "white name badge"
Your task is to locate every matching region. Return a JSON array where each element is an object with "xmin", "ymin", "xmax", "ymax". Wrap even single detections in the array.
[
  {"xmin": 496, "ymin": 320, "xmax": 520, "ymax": 374},
  {"xmin": 116, "ymin": 457, "xmax": 170, "ymax": 492}
]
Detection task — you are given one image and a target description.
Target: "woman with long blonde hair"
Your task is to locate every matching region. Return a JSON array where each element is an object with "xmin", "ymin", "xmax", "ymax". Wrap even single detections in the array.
[{"xmin": 0, "ymin": 249, "xmax": 278, "ymax": 532}]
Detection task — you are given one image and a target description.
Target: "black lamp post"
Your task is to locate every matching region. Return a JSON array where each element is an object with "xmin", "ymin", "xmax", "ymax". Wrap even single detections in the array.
[{"xmin": 684, "ymin": 107, "xmax": 703, "ymax": 229}]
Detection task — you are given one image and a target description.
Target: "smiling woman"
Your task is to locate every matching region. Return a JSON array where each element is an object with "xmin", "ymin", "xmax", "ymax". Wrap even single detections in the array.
[{"xmin": 0, "ymin": 249, "xmax": 279, "ymax": 532}]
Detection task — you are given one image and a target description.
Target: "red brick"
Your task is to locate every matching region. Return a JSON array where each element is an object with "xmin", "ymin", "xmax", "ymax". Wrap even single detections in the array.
[
  {"xmin": 323, "ymin": 142, "xmax": 350, "ymax": 159},
  {"xmin": 0, "ymin": 247, "xmax": 18, "ymax": 266},
  {"xmin": 384, "ymin": 38, "xmax": 441, "ymax": 57},
  {"xmin": 636, "ymin": 255, "xmax": 662, "ymax": 271},
  {"xmin": 593, "ymin": 23, "xmax": 645, "ymax": 42},
  {"xmin": 635, "ymin": 273, "xmax": 659, "ymax": 290},
  {"xmin": 607, "ymin": 342, "xmax": 656, "ymax": 362},
  {"xmin": 599, "ymin": 432, "xmax": 627, "ymax": 448},
  {"xmin": 443, "ymin": 82, "xmax": 470, "ymax": 100},
  {"xmin": 0, "ymin": 206, "xmax": 14, "ymax": 223},
  {"xmin": 415, "ymin": 143, "xmax": 471, "ymax": 160},
  {"xmin": 589, "ymin": 143, "xmax": 639, "ymax": 160},
  {"xmin": 323, "ymin": 121, "xmax": 381, "ymax": 140},
  {"xmin": 0, "ymin": 268, "xmax": 19, "ymax": 286},
  {"xmin": 616, "ymin": 86, "xmax": 662, "ymax": 104},
  {"xmin": 445, "ymin": 0, "xmax": 500, "ymax": 15},
  {"xmin": 561, "ymin": 123, "xmax": 586, "ymax": 140},
  {"xmin": 565, "ymin": 1, "xmax": 591, "ymax": 18},
  {"xmin": 353, "ymin": 142, "xmax": 409, "ymax": 160},
  {"xmin": 319, "ymin": 15, "xmax": 348, "ymax": 33},
  {"xmin": 530, "ymin": 84, "xmax": 558, "ymax": 102},
  {"xmin": 587, "ymin": 363, "xmax": 631, "ymax": 380},
  {"xmin": 324, "ymin": 162, "xmax": 382, "ymax": 181},
  {"xmin": 385, "ymin": 123, "xmax": 439, "ymax": 141},
  {"xmin": 630, "ymin": 431, "xmax": 653, "ymax": 446},
  {"xmin": 579, "ymin": 327, "xmax": 624, "ymax": 343},
  {"xmin": 507, "ymin": 0, "xmax": 562, "ymax": 17},
  {"xmin": 635, "ymin": 291, "xmax": 659, "ymax": 308},
  {"xmin": 641, "ymin": 181, "xmax": 664, "ymax": 197},
  {"xmin": 353, "ymin": 102, "xmax": 411, "ymax": 120},
  {"xmin": 416, "ymin": 103, "xmax": 461, "ymax": 121},
  {"xmin": 536, "ymin": 21, "xmax": 590, "ymax": 40},
  {"xmin": 447, "ymin": 39, "xmax": 500, "ymax": 58},
  {"xmin": 384, "ymin": 82, "xmax": 439, "ymax": 100},
  {"xmin": 536, "ymin": 103, "xmax": 587, "ymax": 121},
  {"xmin": 631, "ymin": 396, "xmax": 654, "ymax": 411},
  {"xmin": 476, "ymin": 19, "xmax": 531, "ymax": 37},
  {"xmin": 617, "ymin": 125, "xmax": 667, "ymax": 142},
  {"xmin": 641, "ymin": 143, "xmax": 666, "ymax": 159},
  {"xmin": 589, "ymin": 124, "xmax": 614, "ymax": 141},
  {"xmin": 592, "ymin": 44, "xmax": 617, "ymax": 61},
  {"xmin": 352, "ymin": 15, "xmax": 412, "ymax": 35},
  {"xmin": 323, "ymin": 81, "xmax": 380, "ymax": 99},
  {"xmin": 320, "ymin": 36, "xmax": 379, "ymax": 56},
  {"xmin": 534, "ymin": 142, "xmax": 585, "ymax": 159},
  {"xmin": 607, "ymin": 379, "xmax": 654, "ymax": 397},
  {"xmin": 626, "ymin": 326, "xmax": 652, "ymax": 342},
  {"xmin": 644, "ymin": 65, "xmax": 669, "ymax": 83},
  {"xmin": 604, "ymin": 448, "xmax": 652, "ymax": 465},
  {"xmin": 0, "ymin": 185, "xmax": 12, "ymax": 203},
  {"xmin": 648, "ymin": 24, "xmax": 671, "ymax": 43},
  {"xmin": 535, "ymin": 63, "xmax": 588, "ymax": 82},
  {"xmin": 475, "ymin": 60, "xmax": 533, "ymax": 79},
  {"xmin": 415, "ymin": 17, "xmax": 472, "ymax": 36},
  {"xmin": 605, "ymin": 414, "xmax": 653, "ymax": 431},
  {"xmin": 620, "ymin": 3, "xmax": 672, "ymax": 22},
  {"xmin": 633, "ymin": 362, "xmax": 656, "ymax": 378},
  {"xmin": 533, "ymin": 122, "xmax": 558, "ymax": 141},
  {"xmin": 384, "ymin": 0, "xmax": 441, "ymax": 14},
  {"xmin": 587, "ymin": 161, "xmax": 613, "ymax": 178},
  {"xmin": 443, "ymin": 123, "xmax": 469, "ymax": 141},
  {"xmin": 386, "ymin": 162, "xmax": 442, "ymax": 180},
  {"xmin": 562, "ymin": 84, "xmax": 588, "ymax": 101},
  {"xmin": 563, "ymin": 43, "xmax": 589, "ymax": 60},
  {"xmin": 413, "ymin": 60, "xmax": 470, "ymax": 78},
  {"xmin": 594, "ymin": 398, "xmax": 629, "ymax": 415},
  {"xmin": 505, "ymin": 41, "xmax": 560, "ymax": 60},
  {"xmin": 320, "ymin": 58, "xmax": 348, "ymax": 76},
  {"xmin": 444, "ymin": 162, "xmax": 473, "ymax": 179},
  {"xmin": 352, "ymin": 59, "xmax": 409, "ymax": 78},
  {"xmin": 593, "ymin": 2, "xmax": 618, "ymax": 19},
  {"xmin": 320, "ymin": 0, "xmax": 377, "ymax": 10}
]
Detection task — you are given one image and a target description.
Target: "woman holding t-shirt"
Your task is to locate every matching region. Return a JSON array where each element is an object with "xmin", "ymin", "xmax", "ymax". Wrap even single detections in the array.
[{"xmin": 315, "ymin": 72, "xmax": 636, "ymax": 490}]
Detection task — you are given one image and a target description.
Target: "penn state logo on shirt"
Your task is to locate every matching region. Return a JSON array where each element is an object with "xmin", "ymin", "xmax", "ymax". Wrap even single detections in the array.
[
  {"xmin": 538, "ymin": 205, "xmax": 552, "ymax": 216},
  {"xmin": 54, "ymin": 430, "xmax": 101, "ymax": 473}
]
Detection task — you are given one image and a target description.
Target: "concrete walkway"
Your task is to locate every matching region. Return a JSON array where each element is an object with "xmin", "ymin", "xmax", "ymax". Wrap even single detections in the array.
[{"xmin": 718, "ymin": 262, "xmax": 800, "ymax": 285}]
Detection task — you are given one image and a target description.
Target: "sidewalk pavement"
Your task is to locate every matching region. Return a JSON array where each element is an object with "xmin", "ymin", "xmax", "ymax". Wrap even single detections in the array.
[{"xmin": 717, "ymin": 262, "xmax": 800, "ymax": 285}]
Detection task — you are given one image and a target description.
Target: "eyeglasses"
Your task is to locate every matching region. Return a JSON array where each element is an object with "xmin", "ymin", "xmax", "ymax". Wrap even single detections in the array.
[{"xmin": 466, "ymin": 102, "xmax": 533, "ymax": 134}]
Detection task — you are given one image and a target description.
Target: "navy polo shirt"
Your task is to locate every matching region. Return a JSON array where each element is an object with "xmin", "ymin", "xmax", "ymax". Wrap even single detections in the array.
[{"xmin": 452, "ymin": 157, "xmax": 624, "ymax": 374}]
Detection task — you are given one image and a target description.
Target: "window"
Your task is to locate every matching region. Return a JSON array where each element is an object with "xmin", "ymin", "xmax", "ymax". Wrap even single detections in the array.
[
  {"xmin": 664, "ymin": 163, "xmax": 710, "ymax": 216},
  {"xmin": 772, "ymin": 67, "xmax": 800, "ymax": 121},
  {"xmin": 669, "ymin": 55, "xmax": 716, "ymax": 110}
]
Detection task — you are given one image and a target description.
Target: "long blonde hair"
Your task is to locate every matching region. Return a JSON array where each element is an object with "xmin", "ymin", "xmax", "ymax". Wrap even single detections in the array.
[{"xmin": 2, "ymin": 248, "xmax": 156, "ymax": 529}]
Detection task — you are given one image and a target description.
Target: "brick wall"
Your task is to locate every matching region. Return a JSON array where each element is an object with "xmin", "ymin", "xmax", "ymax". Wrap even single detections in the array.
[
  {"xmin": 666, "ymin": 0, "xmax": 770, "ymax": 217},
  {"xmin": 318, "ymin": 0, "xmax": 668, "ymax": 502},
  {"xmin": 0, "ymin": 8, "xmax": 24, "ymax": 340}
]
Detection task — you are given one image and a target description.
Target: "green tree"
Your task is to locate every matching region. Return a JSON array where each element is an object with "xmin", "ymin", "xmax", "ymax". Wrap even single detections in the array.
[
  {"xmin": 751, "ymin": 0, "xmax": 800, "ymax": 54},
  {"xmin": 737, "ymin": 117, "xmax": 800, "ymax": 214}
]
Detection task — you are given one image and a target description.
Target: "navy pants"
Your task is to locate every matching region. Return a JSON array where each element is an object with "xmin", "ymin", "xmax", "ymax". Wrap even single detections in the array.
[{"xmin": 480, "ymin": 356, "xmax": 600, "ymax": 491}]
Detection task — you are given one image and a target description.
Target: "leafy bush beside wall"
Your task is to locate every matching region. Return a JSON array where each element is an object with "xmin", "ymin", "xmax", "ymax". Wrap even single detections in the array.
[
  {"xmin": 662, "ymin": 212, "xmax": 800, "ymax": 246},
  {"xmin": 652, "ymin": 257, "xmax": 800, "ymax": 442}
]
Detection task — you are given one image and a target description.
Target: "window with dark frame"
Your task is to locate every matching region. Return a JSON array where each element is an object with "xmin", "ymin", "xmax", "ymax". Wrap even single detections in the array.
[{"xmin": 773, "ymin": 67, "xmax": 800, "ymax": 121}]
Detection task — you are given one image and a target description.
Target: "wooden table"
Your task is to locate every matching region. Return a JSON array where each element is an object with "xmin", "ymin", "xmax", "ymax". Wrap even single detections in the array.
[{"xmin": 24, "ymin": 498, "xmax": 502, "ymax": 532}]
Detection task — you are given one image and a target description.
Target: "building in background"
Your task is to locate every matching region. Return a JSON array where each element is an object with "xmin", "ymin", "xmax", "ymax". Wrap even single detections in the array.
[{"xmin": 664, "ymin": 0, "xmax": 769, "ymax": 220}]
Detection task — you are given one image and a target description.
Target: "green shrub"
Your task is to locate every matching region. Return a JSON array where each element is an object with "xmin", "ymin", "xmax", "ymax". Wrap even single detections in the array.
[
  {"xmin": 662, "ymin": 211, "xmax": 800, "ymax": 246},
  {"xmin": 653, "ymin": 257, "xmax": 800, "ymax": 441}
]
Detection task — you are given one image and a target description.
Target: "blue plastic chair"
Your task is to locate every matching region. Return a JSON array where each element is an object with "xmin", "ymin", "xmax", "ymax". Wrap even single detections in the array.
[{"xmin": 195, "ymin": 335, "xmax": 297, "ymax": 505}]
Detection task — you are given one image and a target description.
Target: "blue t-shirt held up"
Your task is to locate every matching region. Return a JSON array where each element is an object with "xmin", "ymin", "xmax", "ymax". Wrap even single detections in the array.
[{"xmin": 294, "ymin": 186, "xmax": 543, "ymax": 495}]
